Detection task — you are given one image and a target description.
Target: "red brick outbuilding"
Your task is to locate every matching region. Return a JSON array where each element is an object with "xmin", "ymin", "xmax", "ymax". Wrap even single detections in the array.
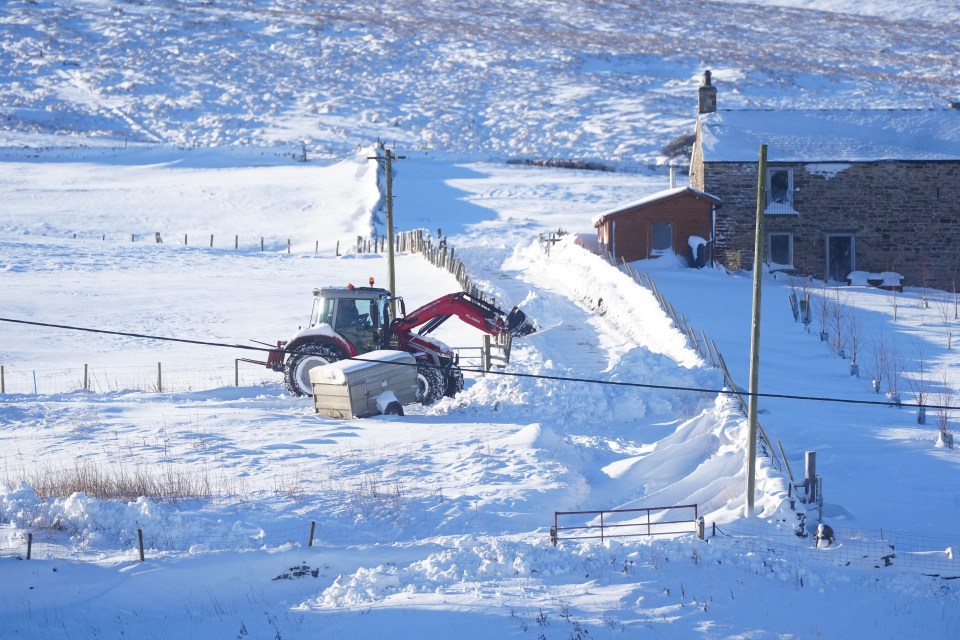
[{"xmin": 593, "ymin": 186, "xmax": 721, "ymax": 265}]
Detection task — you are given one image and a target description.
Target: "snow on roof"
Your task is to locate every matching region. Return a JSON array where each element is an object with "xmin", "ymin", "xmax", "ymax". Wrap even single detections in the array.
[
  {"xmin": 698, "ymin": 108, "xmax": 960, "ymax": 163},
  {"xmin": 593, "ymin": 185, "xmax": 720, "ymax": 226}
]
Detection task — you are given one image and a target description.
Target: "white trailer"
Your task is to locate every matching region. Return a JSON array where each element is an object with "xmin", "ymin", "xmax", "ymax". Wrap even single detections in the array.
[{"xmin": 309, "ymin": 350, "xmax": 419, "ymax": 418}]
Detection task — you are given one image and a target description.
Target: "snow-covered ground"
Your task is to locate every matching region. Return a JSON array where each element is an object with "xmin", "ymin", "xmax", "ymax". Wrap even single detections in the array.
[
  {"xmin": 2, "ymin": 1, "xmax": 959, "ymax": 638},
  {"xmin": 3, "ymin": 146, "xmax": 958, "ymax": 639}
]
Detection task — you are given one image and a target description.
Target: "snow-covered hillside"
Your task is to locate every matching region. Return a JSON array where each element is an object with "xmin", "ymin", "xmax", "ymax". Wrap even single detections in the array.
[
  {"xmin": 3, "ymin": 0, "xmax": 957, "ymax": 162},
  {"xmin": 2, "ymin": 1, "xmax": 959, "ymax": 638}
]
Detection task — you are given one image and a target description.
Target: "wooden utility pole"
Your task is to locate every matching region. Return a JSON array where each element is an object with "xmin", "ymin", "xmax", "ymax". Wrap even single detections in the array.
[
  {"xmin": 368, "ymin": 145, "xmax": 405, "ymax": 315},
  {"xmin": 746, "ymin": 144, "xmax": 767, "ymax": 517}
]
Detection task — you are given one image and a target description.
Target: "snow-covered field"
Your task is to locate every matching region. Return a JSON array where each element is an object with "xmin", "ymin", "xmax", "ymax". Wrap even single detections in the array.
[{"xmin": 2, "ymin": 1, "xmax": 959, "ymax": 638}]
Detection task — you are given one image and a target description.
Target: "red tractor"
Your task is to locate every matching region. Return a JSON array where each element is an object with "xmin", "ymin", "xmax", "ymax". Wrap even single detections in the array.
[{"xmin": 259, "ymin": 283, "xmax": 536, "ymax": 403}]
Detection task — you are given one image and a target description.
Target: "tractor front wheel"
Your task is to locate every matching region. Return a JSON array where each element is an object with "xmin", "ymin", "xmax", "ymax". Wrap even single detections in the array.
[
  {"xmin": 417, "ymin": 364, "xmax": 446, "ymax": 406},
  {"xmin": 284, "ymin": 342, "xmax": 345, "ymax": 397}
]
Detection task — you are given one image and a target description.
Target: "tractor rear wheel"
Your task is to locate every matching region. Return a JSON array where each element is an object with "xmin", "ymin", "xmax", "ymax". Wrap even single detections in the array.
[
  {"xmin": 284, "ymin": 342, "xmax": 345, "ymax": 397},
  {"xmin": 416, "ymin": 364, "xmax": 446, "ymax": 405}
]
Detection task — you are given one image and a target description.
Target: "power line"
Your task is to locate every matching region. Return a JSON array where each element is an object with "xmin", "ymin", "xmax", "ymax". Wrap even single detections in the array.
[{"xmin": 0, "ymin": 315, "xmax": 950, "ymax": 411}]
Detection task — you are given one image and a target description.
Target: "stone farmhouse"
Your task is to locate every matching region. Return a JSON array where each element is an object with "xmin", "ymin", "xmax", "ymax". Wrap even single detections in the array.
[{"xmin": 689, "ymin": 71, "xmax": 960, "ymax": 290}]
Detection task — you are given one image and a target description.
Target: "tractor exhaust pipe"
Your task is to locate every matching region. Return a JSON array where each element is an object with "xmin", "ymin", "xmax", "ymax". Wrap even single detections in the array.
[{"xmin": 506, "ymin": 307, "xmax": 537, "ymax": 337}]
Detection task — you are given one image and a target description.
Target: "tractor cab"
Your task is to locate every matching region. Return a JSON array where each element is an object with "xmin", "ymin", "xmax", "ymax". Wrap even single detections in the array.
[{"xmin": 309, "ymin": 285, "xmax": 394, "ymax": 354}]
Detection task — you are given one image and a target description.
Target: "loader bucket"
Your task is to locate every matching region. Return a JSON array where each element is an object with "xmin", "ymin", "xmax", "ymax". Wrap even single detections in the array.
[{"xmin": 506, "ymin": 307, "xmax": 537, "ymax": 337}]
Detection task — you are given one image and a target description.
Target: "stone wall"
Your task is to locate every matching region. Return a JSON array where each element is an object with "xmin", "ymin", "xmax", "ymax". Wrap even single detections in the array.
[{"xmin": 701, "ymin": 159, "xmax": 960, "ymax": 290}]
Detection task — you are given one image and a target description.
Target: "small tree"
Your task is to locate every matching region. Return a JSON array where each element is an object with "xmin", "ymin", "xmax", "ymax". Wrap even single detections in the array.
[
  {"xmin": 847, "ymin": 310, "xmax": 863, "ymax": 376},
  {"xmin": 918, "ymin": 257, "xmax": 931, "ymax": 309},
  {"xmin": 884, "ymin": 341, "xmax": 903, "ymax": 403},
  {"xmin": 905, "ymin": 341, "xmax": 929, "ymax": 424},
  {"xmin": 862, "ymin": 330, "xmax": 888, "ymax": 394},
  {"xmin": 934, "ymin": 367, "xmax": 954, "ymax": 448},
  {"xmin": 933, "ymin": 294, "xmax": 953, "ymax": 349},
  {"xmin": 954, "ymin": 278, "xmax": 959, "ymax": 321},
  {"xmin": 798, "ymin": 276, "xmax": 812, "ymax": 330},
  {"xmin": 814, "ymin": 284, "xmax": 831, "ymax": 341},
  {"xmin": 831, "ymin": 287, "xmax": 847, "ymax": 356}
]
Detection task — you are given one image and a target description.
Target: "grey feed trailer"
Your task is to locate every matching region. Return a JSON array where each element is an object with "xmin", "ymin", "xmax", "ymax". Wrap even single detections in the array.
[{"xmin": 309, "ymin": 350, "xmax": 419, "ymax": 418}]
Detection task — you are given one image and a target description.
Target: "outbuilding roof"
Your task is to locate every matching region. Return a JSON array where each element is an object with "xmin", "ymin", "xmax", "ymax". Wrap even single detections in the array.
[
  {"xmin": 593, "ymin": 186, "xmax": 720, "ymax": 227},
  {"xmin": 698, "ymin": 108, "xmax": 960, "ymax": 163}
]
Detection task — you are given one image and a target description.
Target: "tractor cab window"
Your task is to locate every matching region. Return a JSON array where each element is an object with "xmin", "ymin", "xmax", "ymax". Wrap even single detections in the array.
[
  {"xmin": 313, "ymin": 297, "xmax": 336, "ymax": 326},
  {"xmin": 377, "ymin": 298, "xmax": 390, "ymax": 329},
  {"xmin": 336, "ymin": 300, "xmax": 362, "ymax": 328},
  {"xmin": 337, "ymin": 298, "xmax": 380, "ymax": 354}
]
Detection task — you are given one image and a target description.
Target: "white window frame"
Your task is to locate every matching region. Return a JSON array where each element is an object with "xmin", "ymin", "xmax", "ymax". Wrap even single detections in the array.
[
  {"xmin": 766, "ymin": 232, "xmax": 794, "ymax": 269},
  {"xmin": 765, "ymin": 167, "xmax": 796, "ymax": 214}
]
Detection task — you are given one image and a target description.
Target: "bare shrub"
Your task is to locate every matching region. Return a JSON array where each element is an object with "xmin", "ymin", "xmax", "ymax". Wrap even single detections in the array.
[
  {"xmin": 660, "ymin": 133, "xmax": 695, "ymax": 160},
  {"xmin": 813, "ymin": 284, "xmax": 831, "ymax": 340},
  {"xmin": 831, "ymin": 287, "xmax": 847, "ymax": 355},
  {"xmin": 884, "ymin": 341, "xmax": 903, "ymax": 399},
  {"xmin": 862, "ymin": 330, "xmax": 888, "ymax": 393},
  {"xmin": 7, "ymin": 460, "xmax": 214, "ymax": 502},
  {"xmin": 933, "ymin": 294, "xmax": 953, "ymax": 348},
  {"xmin": 847, "ymin": 309, "xmax": 862, "ymax": 367},
  {"xmin": 905, "ymin": 341, "xmax": 930, "ymax": 424},
  {"xmin": 933, "ymin": 367, "xmax": 954, "ymax": 438}
]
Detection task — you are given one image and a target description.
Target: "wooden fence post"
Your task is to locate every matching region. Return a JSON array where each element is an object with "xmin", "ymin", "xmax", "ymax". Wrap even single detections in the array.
[
  {"xmin": 308, "ymin": 521, "xmax": 316, "ymax": 547},
  {"xmin": 83, "ymin": 364, "xmax": 88, "ymax": 391},
  {"xmin": 27, "ymin": 532, "xmax": 33, "ymax": 560},
  {"xmin": 235, "ymin": 235, "xmax": 239, "ymax": 249},
  {"xmin": 235, "ymin": 359, "xmax": 240, "ymax": 386},
  {"xmin": 157, "ymin": 362, "xmax": 162, "ymax": 393},
  {"xmin": 184, "ymin": 233, "xmax": 188, "ymax": 245},
  {"xmin": 210, "ymin": 234, "xmax": 214, "ymax": 248},
  {"xmin": 287, "ymin": 239, "xmax": 291, "ymax": 254},
  {"xmin": 1, "ymin": 365, "xmax": 4, "ymax": 393},
  {"xmin": 261, "ymin": 237, "xmax": 264, "ymax": 252},
  {"xmin": 137, "ymin": 528, "xmax": 145, "ymax": 562},
  {"xmin": 482, "ymin": 335, "xmax": 491, "ymax": 372}
]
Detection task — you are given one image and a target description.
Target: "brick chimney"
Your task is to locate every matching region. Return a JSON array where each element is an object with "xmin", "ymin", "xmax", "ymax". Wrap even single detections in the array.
[{"xmin": 698, "ymin": 70, "xmax": 717, "ymax": 114}]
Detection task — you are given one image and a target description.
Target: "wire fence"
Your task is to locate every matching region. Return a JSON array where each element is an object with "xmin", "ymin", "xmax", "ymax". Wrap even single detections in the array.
[
  {"xmin": 0, "ymin": 520, "xmax": 317, "ymax": 562},
  {"xmin": 0, "ymin": 351, "xmax": 489, "ymax": 397},
  {"xmin": 594, "ymin": 246, "xmax": 782, "ymax": 473},
  {"xmin": 0, "ymin": 360, "xmax": 277, "ymax": 395},
  {"xmin": 711, "ymin": 517, "xmax": 960, "ymax": 576},
  {"xmin": 0, "ymin": 512, "xmax": 547, "ymax": 563},
  {"xmin": 4, "ymin": 504, "xmax": 958, "ymax": 576},
  {"xmin": 32, "ymin": 230, "xmax": 354, "ymax": 256}
]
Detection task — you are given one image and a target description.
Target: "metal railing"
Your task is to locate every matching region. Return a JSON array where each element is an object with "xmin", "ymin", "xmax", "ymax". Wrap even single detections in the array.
[{"xmin": 551, "ymin": 504, "xmax": 701, "ymax": 545}]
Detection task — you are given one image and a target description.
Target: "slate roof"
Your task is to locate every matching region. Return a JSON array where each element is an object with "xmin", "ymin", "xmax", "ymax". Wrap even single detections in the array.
[{"xmin": 698, "ymin": 108, "xmax": 960, "ymax": 163}]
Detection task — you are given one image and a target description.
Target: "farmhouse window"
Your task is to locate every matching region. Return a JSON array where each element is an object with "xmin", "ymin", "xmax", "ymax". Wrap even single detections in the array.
[
  {"xmin": 651, "ymin": 222, "xmax": 673, "ymax": 255},
  {"xmin": 765, "ymin": 168, "xmax": 796, "ymax": 214},
  {"xmin": 767, "ymin": 232, "xmax": 793, "ymax": 268}
]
